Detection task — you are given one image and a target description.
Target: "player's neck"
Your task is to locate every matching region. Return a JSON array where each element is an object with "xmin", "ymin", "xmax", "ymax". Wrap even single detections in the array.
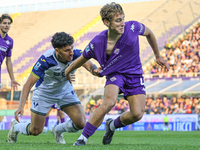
[
  {"xmin": 55, "ymin": 53, "xmax": 68, "ymax": 64},
  {"xmin": 107, "ymin": 30, "xmax": 121, "ymax": 42},
  {"xmin": 0, "ymin": 30, "xmax": 7, "ymax": 38}
]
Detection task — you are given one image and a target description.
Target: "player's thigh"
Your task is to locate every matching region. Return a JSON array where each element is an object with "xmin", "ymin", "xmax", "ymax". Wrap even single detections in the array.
[
  {"xmin": 46, "ymin": 108, "xmax": 52, "ymax": 117},
  {"xmin": 127, "ymin": 94, "xmax": 146, "ymax": 116},
  {"xmin": 102, "ymin": 84, "xmax": 119, "ymax": 106},
  {"xmin": 62, "ymin": 104, "xmax": 86, "ymax": 125},
  {"xmin": 30, "ymin": 111, "xmax": 46, "ymax": 131},
  {"xmin": 58, "ymin": 109, "xmax": 65, "ymax": 118}
]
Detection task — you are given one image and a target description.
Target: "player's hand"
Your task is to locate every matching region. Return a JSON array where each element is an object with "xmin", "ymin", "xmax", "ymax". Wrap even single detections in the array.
[
  {"xmin": 70, "ymin": 74, "xmax": 75, "ymax": 82},
  {"xmin": 156, "ymin": 56, "xmax": 170, "ymax": 71},
  {"xmin": 92, "ymin": 67, "xmax": 102, "ymax": 77},
  {"xmin": 66, "ymin": 73, "xmax": 72, "ymax": 84},
  {"xmin": 11, "ymin": 80, "xmax": 20, "ymax": 91},
  {"xmin": 14, "ymin": 107, "xmax": 24, "ymax": 123}
]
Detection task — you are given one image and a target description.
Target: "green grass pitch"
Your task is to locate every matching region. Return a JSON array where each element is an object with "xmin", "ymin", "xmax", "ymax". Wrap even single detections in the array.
[{"xmin": 1, "ymin": 130, "xmax": 200, "ymax": 150}]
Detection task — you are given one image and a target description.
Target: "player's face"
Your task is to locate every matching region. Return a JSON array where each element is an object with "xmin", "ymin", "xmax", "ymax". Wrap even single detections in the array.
[
  {"xmin": 109, "ymin": 13, "xmax": 125, "ymax": 35},
  {"xmin": 56, "ymin": 45, "xmax": 74, "ymax": 63},
  {"xmin": 0, "ymin": 19, "xmax": 11, "ymax": 34}
]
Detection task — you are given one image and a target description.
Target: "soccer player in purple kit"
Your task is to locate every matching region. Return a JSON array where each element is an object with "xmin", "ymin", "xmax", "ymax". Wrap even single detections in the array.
[
  {"xmin": 0, "ymin": 14, "xmax": 20, "ymax": 91},
  {"xmin": 65, "ymin": 2, "xmax": 170, "ymax": 146}
]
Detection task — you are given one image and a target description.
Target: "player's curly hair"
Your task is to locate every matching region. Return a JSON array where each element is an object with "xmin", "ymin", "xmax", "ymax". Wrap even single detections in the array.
[
  {"xmin": 0, "ymin": 14, "xmax": 13, "ymax": 24},
  {"xmin": 100, "ymin": 2, "xmax": 124, "ymax": 21},
  {"xmin": 51, "ymin": 32, "xmax": 74, "ymax": 49}
]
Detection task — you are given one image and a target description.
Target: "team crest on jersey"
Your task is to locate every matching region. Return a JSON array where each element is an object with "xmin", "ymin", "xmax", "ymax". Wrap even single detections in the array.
[
  {"xmin": 114, "ymin": 48, "xmax": 120, "ymax": 54},
  {"xmin": 110, "ymin": 76, "xmax": 117, "ymax": 82},
  {"xmin": 85, "ymin": 46, "xmax": 90, "ymax": 53},
  {"xmin": 130, "ymin": 23, "xmax": 135, "ymax": 32},
  {"xmin": 34, "ymin": 62, "xmax": 41, "ymax": 70},
  {"xmin": 33, "ymin": 102, "xmax": 38, "ymax": 108},
  {"xmin": 6, "ymin": 40, "xmax": 10, "ymax": 45}
]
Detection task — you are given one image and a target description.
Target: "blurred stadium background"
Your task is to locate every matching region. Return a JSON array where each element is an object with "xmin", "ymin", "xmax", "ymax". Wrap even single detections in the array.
[{"xmin": 0, "ymin": 0, "xmax": 200, "ymax": 131}]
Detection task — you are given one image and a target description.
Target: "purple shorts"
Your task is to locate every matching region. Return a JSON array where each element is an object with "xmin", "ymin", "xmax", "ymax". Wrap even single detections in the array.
[
  {"xmin": 51, "ymin": 103, "xmax": 61, "ymax": 110},
  {"xmin": 105, "ymin": 73, "xmax": 146, "ymax": 99}
]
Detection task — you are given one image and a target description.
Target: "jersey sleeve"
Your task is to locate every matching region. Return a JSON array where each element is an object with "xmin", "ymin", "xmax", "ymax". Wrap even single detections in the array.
[
  {"xmin": 128, "ymin": 21, "xmax": 145, "ymax": 35},
  {"xmin": 82, "ymin": 40, "xmax": 96, "ymax": 59},
  {"xmin": 31, "ymin": 55, "xmax": 49, "ymax": 79},
  {"xmin": 6, "ymin": 39, "xmax": 13, "ymax": 57},
  {"xmin": 135, "ymin": 21, "xmax": 145, "ymax": 35}
]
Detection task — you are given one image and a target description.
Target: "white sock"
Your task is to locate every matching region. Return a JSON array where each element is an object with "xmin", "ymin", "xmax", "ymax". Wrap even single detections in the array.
[
  {"xmin": 14, "ymin": 122, "xmax": 31, "ymax": 135},
  {"xmin": 78, "ymin": 134, "xmax": 88, "ymax": 143},
  {"xmin": 109, "ymin": 120, "xmax": 116, "ymax": 131},
  {"xmin": 55, "ymin": 119, "xmax": 79, "ymax": 134}
]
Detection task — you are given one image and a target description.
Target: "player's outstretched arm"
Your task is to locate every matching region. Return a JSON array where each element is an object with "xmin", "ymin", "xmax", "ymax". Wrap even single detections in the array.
[
  {"xmin": 82, "ymin": 60, "xmax": 102, "ymax": 77},
  {"xmin": 15, "ymin": 74, "xmax": 38, "ymax": 122},
  {"xmin": 65, "ymin": 55, "xmax": 88, "ymax": 83},
  {"xmin": 6, "ymin": 57, "xmax": 20, "ymax": 91},
  {"xmin": 142, "ymin": 26, "xmax": 170, "ymax": 71}
]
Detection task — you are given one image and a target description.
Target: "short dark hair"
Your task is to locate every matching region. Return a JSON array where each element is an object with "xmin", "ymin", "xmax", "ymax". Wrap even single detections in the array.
[
  {"xmin": 51, "ymin": 32, "xmax": 74, "ymax": 49},
  {"xmin": 0, "ymin": 14, "xmax": 13, "ymax": 24}
]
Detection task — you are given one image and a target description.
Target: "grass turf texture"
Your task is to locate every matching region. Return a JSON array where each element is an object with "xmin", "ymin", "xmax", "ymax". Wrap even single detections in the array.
[{"xmin": 1, "ymin": 130, "xmax": 200, "ymax": 150}]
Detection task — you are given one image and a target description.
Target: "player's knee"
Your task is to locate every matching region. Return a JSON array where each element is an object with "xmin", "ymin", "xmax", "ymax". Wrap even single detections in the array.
[
  {"xmin": 130, "ymin": 112, "xmax": 144, "ymax": 122},
  {"xmin": 103, "ymin": 98, "xmax": 116, "ymax": 110},
  {"xmin": 76, "ymin": 118, "xmax": 86, "ymax": 129},
  {"xmin": 30, "ymin": 127, "xmax": 43, "ymax": 136}
]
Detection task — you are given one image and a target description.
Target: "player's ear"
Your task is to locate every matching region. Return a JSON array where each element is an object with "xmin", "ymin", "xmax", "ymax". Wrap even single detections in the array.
[
  {"xmin": 54, "ymin": 48, "xmax": 59, "ymax": 54},
  {"xmin": 103, "ymin": 19, "xmax": 110, "ymax": 27}
]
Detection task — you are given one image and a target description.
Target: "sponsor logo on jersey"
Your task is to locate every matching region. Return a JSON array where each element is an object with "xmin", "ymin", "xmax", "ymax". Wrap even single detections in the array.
[
  {"xmin": 34, "ymin": 62, "xmax": 41, "ymax": 70},
  {"xmin": 55, "ymin": 67, "xmax": 61, "ymax": 71},
  {"xmin": 114, "ymin": 48, "xmax": 120, "ymax": 54},
  {"xmin": 40, "ymin": 58, "xmax": 46, "ymax": 62},
  {"xmin": 0, "ymin": 46, "xmax": 7, "ymax": 52},
  {"xmin": 130, "ymin": 23, "xmax": 135, "ymax": 32},
  {"xmin": 54, "ymin": 72, "xmax": 60, "ymax": 76},
  {"xmin": 110, "ymin": 76, "xmax": 117, "ymax": 82},
  {"xmin": 85, "ymin": 46, "xmax": 90, "ymax": 53},
  {"xmin": 6, "ymin": 40, "xmax": 10, "ymax": 45}
]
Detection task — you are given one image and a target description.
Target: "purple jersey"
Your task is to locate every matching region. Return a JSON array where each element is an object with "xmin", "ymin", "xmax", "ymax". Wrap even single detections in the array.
[
  {"xmin": 0, "ymin": 34, "xmax": 13, "ymax": 65},
  {"xmin": 82, "ymin": 21, "xmax": 145, "ymax": 77}
]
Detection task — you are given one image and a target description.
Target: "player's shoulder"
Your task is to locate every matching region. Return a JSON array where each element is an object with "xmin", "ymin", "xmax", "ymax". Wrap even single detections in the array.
[
  {"xmin": 40, "ymin": 49, "xmax": 57, "ymax": 65},
  {"xmin": 72, "ymin": 47, "xmax": 82, "ymax": 60},
  {"xmin": 125, "ymin": 20, "xmax": 141, "ymax": 27},
  {"xmin": 5, "ymin": 34, "xmax": 13, "ymax": 40},
  {"xmin": 73, "ymin": 47, "xmax": 82, "ymax": 54},
  {"xmin": 91, "ymin": 30, "xmax": 107, "ymax": 44},
  {"xmin": 43, "ymin": 49, "xmax": 55, "ymax": 57},
  {"xmin": 4, "ymin": 34, "xmax": 13, "ymax": 44},
  {"xmin": 125, "ymin": 20, "xmax": 145, "ymax": 34}
]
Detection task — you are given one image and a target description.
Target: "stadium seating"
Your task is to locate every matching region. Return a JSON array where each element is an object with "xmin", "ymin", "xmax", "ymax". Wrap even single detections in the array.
[{"xmin": 1, "ymin": 0, "xmax": 200, "ymax": 116}]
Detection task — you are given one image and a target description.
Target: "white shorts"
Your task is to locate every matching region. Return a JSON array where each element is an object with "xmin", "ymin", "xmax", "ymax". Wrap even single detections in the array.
[{"xmin": 30, "ymin": 89, "xmax": 80, "ymax": 116}]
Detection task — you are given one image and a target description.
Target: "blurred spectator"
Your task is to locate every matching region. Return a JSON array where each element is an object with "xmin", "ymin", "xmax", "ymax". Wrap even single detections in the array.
[
  {"xmin": 144, "ymin": 24, "xmax": 200, "ymax": 77},
  {"xmin": 84, "ymin": 93, "xmax": 200, "ymax": 115}
]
